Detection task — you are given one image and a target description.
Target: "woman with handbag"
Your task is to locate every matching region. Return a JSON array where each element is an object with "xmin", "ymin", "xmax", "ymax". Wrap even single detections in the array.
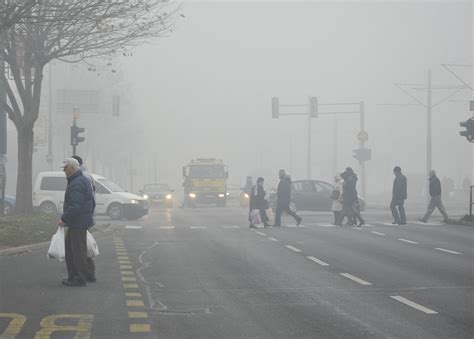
[
  {"xmin": 331, "ymin": 172, "xmax": 344, "ymax": 226},
  {"xmin": 249, "ymin": 177, "xmax": 270, "ymax": 228}
]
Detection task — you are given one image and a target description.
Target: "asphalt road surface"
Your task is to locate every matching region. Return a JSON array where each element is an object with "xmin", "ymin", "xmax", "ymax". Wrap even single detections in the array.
[{"xmin": 1, "ymin": 206, "xmax": 473, "ymax": 338}]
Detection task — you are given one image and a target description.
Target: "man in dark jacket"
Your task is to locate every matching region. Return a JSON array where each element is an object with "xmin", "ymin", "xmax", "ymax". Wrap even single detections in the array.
[
  {"xmin": 59, "ymin": 158, "xmax": 95, "ymax": 286},
  {"xmin": 274, "ymin": 169, "xmax": 302, "ymax": 227},
  {"xmin": 391, "ymin": 166, "xmax": 407, "ymax": 225},
  {"xmin": 341, "ymin": 167, "xmax": 365, "ymax": 226},
  {"xmin": 420, "ymin": 170, "xmax": 449, "ymax": 223},
  {"xmin": 249, "ymin": 177, "xmax": 270, "ymax": 228}
]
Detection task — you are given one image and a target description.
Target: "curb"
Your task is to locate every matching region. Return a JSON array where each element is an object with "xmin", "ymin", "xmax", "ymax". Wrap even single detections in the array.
[{"xmin": 0, "ymin": 222, "xmax": 118, "ymax": 256}]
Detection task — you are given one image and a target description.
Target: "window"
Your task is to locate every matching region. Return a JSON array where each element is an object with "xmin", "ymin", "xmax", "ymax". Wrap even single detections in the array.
[
  {"xmin": 189, "ymin": 165, "xmax": 225, "ymax": 179},
  {"xmin": 301, "ymin": 181, "xmax": 315, "ymax": 192},
  {"xmin": 292, "ymin": 182, "xmax": 302, "ymax": 192},
  {"xmin": 316, "ymin": 181, "xmax": 334, "ymax": 193},
  {"xmin": 95, "ymin": 182, "xmax": 110, "ymax": 194},
  {"xmin": 40, "ymin": 177, "xmax": 67, "ymax": 191}
]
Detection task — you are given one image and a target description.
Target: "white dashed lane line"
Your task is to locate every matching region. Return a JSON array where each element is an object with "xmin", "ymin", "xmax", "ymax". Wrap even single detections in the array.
[
  {"xmin": 255, "ymin": 231, "xmax": 267, "ymax": 236},
  {"xmin": 285, "ymin": 245, "xmax": 302, "ymax": 253},
  {"xmin": 390, "ymin": 295, "xmax": 438, "ymax": 314},
  {"xmin": 125, "ymin": 225, "xmax": 143, "ymax": 229},
  {"xmin": 223, "ymin": 225, "xmax": 240, "ymax": 229},
  {"xmin": 268, "ymin": 237, "xmax": 279, "ymax": 242},
  {"xmin": 371, "ymin": 231, "xmax": 386, "ymax": 236},
  {"xmin": 306, "ymin": 256, "xmax": 329, "ymax": 266},
  {"xmin": 339, "ymin": 273, "xmax": 372, "ymax": 286},
  {"xmin": 190, "ymin": 226, "xmax": 207, "ymax": 229},
  {"xmin": 159, "ymin": 226, "xmax": 175, "ymax": 230},
  {"xmin": 434, "ymin": 248, "xmax": 462, "ymax": 255},
  {"xmin": 398, "ymin": 238, "xmax": 419, "ymax": 244}
]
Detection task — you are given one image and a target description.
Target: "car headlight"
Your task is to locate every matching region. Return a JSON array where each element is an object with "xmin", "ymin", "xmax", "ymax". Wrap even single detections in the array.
[
  {"xmin": 226, "ymin": 192, "xmax": 230, "ymax": 196},
  {"xmin": 130, "ymin": 199, "xmax": 139, "ymax": 204},
  {"xmin": 189, "ymin": 193, "xmax": 196, "ymax": 198},
  {"xmin": 244, "ymin": 193, "xmax": 249, "ymax": 198},
  {"xmin": 218, "ymin": 193, "xmax": 225, "ymax": 198},
  {"xmin": 143, "ymin": 194, "xmax": 149, "ymax": 200},
  {"xmin": 166, "ymin": 194, "xmax": 172, "ymax": 200}
]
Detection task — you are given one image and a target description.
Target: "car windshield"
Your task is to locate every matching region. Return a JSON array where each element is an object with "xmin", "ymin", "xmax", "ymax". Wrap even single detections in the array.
[
  {"xmin": 189, "ymin": 165, "xmax": 225, "ymax": 178},
  {"xmin": 97, "ymin": 179, "xmax": 125, "ymax": 192},
  {"xmin": 144, "ymin": 184, "xmax": 170, "ymax": 192}
]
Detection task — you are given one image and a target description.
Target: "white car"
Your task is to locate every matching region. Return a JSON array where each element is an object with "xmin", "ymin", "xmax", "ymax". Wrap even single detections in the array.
[{"xmin": 33, "ymin": 172, "xmax": 149, "ymax": 220}]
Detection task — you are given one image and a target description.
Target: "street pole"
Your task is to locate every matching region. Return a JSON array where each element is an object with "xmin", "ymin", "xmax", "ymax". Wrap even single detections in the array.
[
  {"xmin": 307, "ymin": 111, "xmax": 312, "ymax": 179},
  {"xmin": 72, "ymin": 118, "xmax": 77, "ymax": 157},
  {"xmin": 0, "ymin": 56, "xmax": 6, "ymax": 215},
  {"xmin": 359, "ymin": 101, "xmax": 366, "ymax": 198},
  {"xmin": 333, "ymin": 115, "xmax": 338, "ymax": 176},
  {"xmin": 47, "ymin": 63, "xmax": 53, "ymax": 170},
  {"xmin": 427, "ymin": 69, "xmax": 432, "ymax": 196}
]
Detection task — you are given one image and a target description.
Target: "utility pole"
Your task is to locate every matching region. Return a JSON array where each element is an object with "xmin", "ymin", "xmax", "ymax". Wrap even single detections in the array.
[
  {"xmin": 427, "ymin": 70, "xmax": 432, "ymax": 182},
  {"xmin": 359, "ymin": 101, "xmax": 367, "ymax": 198},
  {"xmin": 0, "ymin": 55, "xmax": 6, "ymax": 215},
  {"xmin": 46, "ymin": 63, "xmax": 53, "ymax": 170}
]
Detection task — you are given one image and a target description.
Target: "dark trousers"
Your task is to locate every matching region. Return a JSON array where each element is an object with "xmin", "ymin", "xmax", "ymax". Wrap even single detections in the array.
[
  {"xmin": 333, "ymin": 211, "xmax": 343, "ymax": 226},
  {"xmin": 275, "ymin": 203, "xmax": 300, "ymax": 226},
  {"xmin": 390, "ymin": 199, "xmax": 406, "ymax": 224},
  {"xmin": 65, "ymin": 227, "xmax": 89, "ymax": 282}
]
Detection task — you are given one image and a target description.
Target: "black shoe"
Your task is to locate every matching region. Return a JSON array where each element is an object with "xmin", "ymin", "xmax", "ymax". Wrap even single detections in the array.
[
  {"xmin": 272, "ymin": 224, "xmax": 281, "ymax": 227},
  {"xmin": 296, "ymin": 217, "xmax": 302, "ymax": 226},
  {"xmin": 62, "ymin": 278, "xmax": 86, "ymax": 287},
  {"xmin": 392, "ymin": 221, "xmax": 398, "ymax": 225},
  {"xmin": 264, "ymin": 224, "xmax": 270, "ymax": 228},
  {"xmin": 249, "ymin": 224, "xmax": 257, "ymax": 229},
  {"xmin": 399, "ymin": 222, "xmax": 407, "ymax": 225}
]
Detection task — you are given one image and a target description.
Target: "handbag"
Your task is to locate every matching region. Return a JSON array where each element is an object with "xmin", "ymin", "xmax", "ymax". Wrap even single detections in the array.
[
  {"xmin": 47, "ymin": 227, "xmax": 65, "ymax": 261},
  {"xmin": 250, "ymin": 209, "xmax": 262, "ymax": 225},
  {"xmin": 87, "ymin": 231, "xmax": 100, "ymax": 258}
]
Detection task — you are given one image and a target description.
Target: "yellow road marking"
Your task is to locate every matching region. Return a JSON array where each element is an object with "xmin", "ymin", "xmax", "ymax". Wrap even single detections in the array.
[
  {"xmin": 126, "ymin": 300, "xmax": 145, "ymax": 307},
  {"xmin": 119, "ymin": 261, "xmax": 131, "ymax": 264},
  {"xmin": 126, "ymin": 292, "xmax": 142, "ymax": 297},
  {"xmin": 130, "ymin": 324, "xmax": 151, "ymax": 333},
  {"xmin": 121, "ymin": 271, "xmax": 134, "ymax": 276},
  {"xmin": 128, "ymin": 312, "xmax": 148, "ymax": 319},
  {"xmin": 120, "ymin": 265, "xmax": 133, "ymax": 269},
  {"xmin": 122, "ymin": 277, "xmax": 137, "ymax": 282},
  {"xmin": 117, "ymin": 256, "xmax": 129, "ymax": 260},
  {"xmin": 123, "ymin": 283, "xmax": 139, "ymax": 289},
  {"xmin": 34, "ymin": 314, "xmax": 93, "ymax": 339},
  {"xmin": 0, "ymin": 313, "xmax": 27, "ymax": 338}
]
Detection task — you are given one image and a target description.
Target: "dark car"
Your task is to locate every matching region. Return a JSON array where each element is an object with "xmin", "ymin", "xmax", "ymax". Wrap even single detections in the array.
[
  {"xmin": 140, "ymin": 183, "xmax": 174, "ymax": 208},
  {"xmin": 268, "ymin": 179, "xmax": 365, "ymax": 212},
  {"xmin": 1, "ymin": 195, "xmax": 15, "ymax": 215}
]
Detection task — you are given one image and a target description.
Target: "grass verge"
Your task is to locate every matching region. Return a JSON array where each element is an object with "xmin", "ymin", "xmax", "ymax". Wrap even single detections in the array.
[{"xmin": 0, "ymin": 213, "xmax": 58, "ymax": 248}]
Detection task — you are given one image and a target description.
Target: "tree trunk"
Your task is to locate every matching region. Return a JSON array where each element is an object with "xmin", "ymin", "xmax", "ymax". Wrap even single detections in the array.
[{"xmin": 15, "ymin": 124, "xmax": 34, "ymax": 214}]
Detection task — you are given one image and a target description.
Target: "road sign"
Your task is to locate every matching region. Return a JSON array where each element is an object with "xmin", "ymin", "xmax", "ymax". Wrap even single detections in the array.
[{"xmin": 357, "ymin": 130, "xmax": 368, "ymax": 142}]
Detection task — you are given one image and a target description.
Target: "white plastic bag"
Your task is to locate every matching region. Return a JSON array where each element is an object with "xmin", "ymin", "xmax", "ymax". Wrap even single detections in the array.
[
  {"xmin": 47, "ymin": 227, "xmax": 65, "ymax": 261},
  {"xmin": 87, "ymin": 231, "xmax": 99, "ymax": 258},
  {"xmin": 250, "ymin": 209, "xmax": 262, "ymax": 225}
]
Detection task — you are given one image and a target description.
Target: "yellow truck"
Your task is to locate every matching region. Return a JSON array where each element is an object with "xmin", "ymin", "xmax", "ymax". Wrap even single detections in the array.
[{"xmin": 182, "ymin": 158, "xmax": 228, "ymax": 207}]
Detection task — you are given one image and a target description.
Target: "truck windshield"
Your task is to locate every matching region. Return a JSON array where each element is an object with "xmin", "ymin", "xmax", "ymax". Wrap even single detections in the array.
[{"xmin": 189, "ymin": 165, "xmax": 225, "ymax": 178}]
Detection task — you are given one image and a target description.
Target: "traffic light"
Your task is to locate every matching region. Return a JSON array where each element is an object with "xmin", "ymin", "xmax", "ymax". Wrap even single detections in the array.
[
  {"xmin": 460, "ymin": 118, "xmax": 474, "ymax": 142},
  {"xmin": 70, "ymin": 125, "xmax": 85, "ymax": 146},
  {"xmin": 309, "ymin": 96, "xmax": 318, "ymax": 118},
  {"xmin": 353, "ymin": 147, "xmax": 371, "ymax": 162},
  {"xmin": 272, "ymin": 97, "xmax": 279, "ymax": 119}
]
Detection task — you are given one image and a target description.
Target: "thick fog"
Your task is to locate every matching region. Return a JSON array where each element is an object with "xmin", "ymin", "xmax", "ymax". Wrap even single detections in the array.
[{"xmin": 5, "ymin": 0, "xmax": 473, "ymax": 204}]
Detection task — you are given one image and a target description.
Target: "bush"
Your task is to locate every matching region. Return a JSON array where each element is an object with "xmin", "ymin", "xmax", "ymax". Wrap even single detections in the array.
[{"xmin": 0, "ymin": 213, "xmax": 58, "ymax": 247}]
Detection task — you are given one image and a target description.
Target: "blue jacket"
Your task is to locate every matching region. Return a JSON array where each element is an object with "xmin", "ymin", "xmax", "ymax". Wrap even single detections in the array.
[{"xmin": 61, "ymin": 170, "xmax": 95, "ymax": 229}]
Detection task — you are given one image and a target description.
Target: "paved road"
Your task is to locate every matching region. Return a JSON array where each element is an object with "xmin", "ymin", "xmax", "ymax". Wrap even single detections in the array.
[{"xmin": 0, "ymin": 206, "xmax": 473, "ymax": 338}]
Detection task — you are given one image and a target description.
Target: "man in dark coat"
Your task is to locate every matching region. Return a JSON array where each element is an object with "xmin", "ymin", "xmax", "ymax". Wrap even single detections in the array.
[
  {"xmin": 420, "ymin": 169, "xmax": 449, "ymax": 223},
  {"xmin": 391, "ymin": 166, "xmax": 407, "ymax": 225},
  {"xmin": 249, "ymin": 177, "xmax": 270, "ymax": 228},
  {"xmin": 274, "ymin": 169, "xmax": 302, "ymax": 227},
  {"xmin": 341, "ymin": 167, "xmax": 365, "ymax": 226},
  {"xmin": 59, "ymin": 158, "xmax": 95, "ymax": 286}
]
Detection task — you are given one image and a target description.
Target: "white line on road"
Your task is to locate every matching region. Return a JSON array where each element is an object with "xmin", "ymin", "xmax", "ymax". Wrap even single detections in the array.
[
  {"xmin": 125, "ymin": 225, "xmax": 142, "ymax": 229},
  {"xmin": 255, "ymin": 231, "xmax": 267, "ymax": 236},
  {"xmin": 159, "ymin": 226, "xmax": 175, "ymax": 230},
  {"xmin": 412, "ymin": 221, "xmax": 443, "ymax": 226},
  {"xmin": 339, "ymin": 273, "xmax": 372, "ymax": 286},
  {"xmin": 398, "ymin": 238, "xmax": 419, "ymax": 244},
  {"xmin": 285, "ymin": 245, "xmax": 302, "ymax": 253},
  {"xmin": 190, "ymin": 226, "xmax": 207, "ymax": 229},
  {"xmin": 434, "ymin": 247, "xmax": 462, "ymax": 255},
  {"xmin": 390, "ymin": 295, "xmax": 438, "ymax": 314},
  {"xmin": 268, "ymin": 237, "xmax": 279, "ymax": 242},
  {"xmin": 317, "ymin": 223, "xmax": 336, "ymax": 227},
  {"xmin": 371, "ymin": 231, "xmax": 386, "ymax": 236},
  {"xmin": 306, "ymin": 256, "xmax": 329, "ymax": 266},
  {"xmin": 223, "ymin": 225, "xmax": 240, "ymax": 229}
]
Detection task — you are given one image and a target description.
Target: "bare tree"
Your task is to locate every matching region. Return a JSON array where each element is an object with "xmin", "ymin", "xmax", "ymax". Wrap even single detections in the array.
[
  {"xmin": 0, "ymin": 0, "xmax": 180, "ymax": 213},
  {"xmin": 0, "ymin": 0, "xmax": 37, "ymax": 33}
]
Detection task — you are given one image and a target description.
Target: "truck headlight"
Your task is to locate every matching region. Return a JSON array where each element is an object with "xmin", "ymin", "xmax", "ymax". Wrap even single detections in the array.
[
  {"xmin": 218, "ymin": 193, "xmax": 225, "ymax": 198},
  {"xmin": 143, "ymin": 194, "xmax": 149, "ymax": 200},
  {"xmin": 189, "ymin": 193, "xmax": 196, "ymax": 198},
  {"xmin": 166, "ymin": 194, "xmax": 172, "ymax": 200},
  {"xmin": 244, "ymin": 193, "xmax": 249, "ymax": 199}
]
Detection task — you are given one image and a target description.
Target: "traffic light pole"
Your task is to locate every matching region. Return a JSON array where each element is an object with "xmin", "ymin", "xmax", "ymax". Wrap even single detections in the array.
[
  {"xmin": 359, "ymin": 101, "xmax": 366, "ymax": 199},
  {"xmin": 307, "ymin": 113, "xmax": 312, "ymax": 179},
  {"xmin": 0, "ymin": 56, "xmax": 6, "ymax": 215},
  {"xmin": 72, "ymin": 118, "xmax": 77, "ymax": 156}
]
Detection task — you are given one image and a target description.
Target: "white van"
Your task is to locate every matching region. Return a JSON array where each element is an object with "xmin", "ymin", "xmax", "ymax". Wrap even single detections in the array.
[{"xmin": 33, "ymin": 172, "xmax": 149, "ymax": 220}]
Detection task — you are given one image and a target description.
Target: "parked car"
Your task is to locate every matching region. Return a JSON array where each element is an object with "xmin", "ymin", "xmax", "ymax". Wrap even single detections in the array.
[
  {"xmin": 140, "ymin": 183, "xmax": 174, "ymax": 208},
  {"xmin": 1, "ymin": 195, "xmax": 15, "ymax": 215},
  {"xmin": 268, "ymin": 179, "xmax": 366, "ymax": 212},
  {"xmin": 33, "ymin": 172, "xmax": 149, "ymax": 220}
]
